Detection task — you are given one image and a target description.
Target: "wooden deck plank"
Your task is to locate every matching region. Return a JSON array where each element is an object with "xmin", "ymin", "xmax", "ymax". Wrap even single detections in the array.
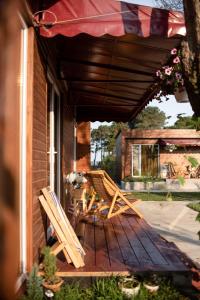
[
  {"xmin": 56, "ymin": 214, "xmax": 189, "ymax": 276},
  {"xmin": 103, "ymin": 218, "xmax": 126, "ymax": 269},
  {"xmin": 118, "ymin": 215, "xmax": 153, "ymax": 266},
  {"xmin": 111, "ymin": 216, "xmax": 139, "ymax": 266},
  {"xmin": 82, "ymin": 217, "xmax": 95, "ymax": 267},
  {"xmin": 94, "ymin": 218, "xmax": 110, "ymax": 270},
  {"xmin": 127, "ymin": 215, "xmax": 168, "ymax": 266},
  {"xmin": 138, "ymin": 218, "xmax": 187, "ymax": 269}
]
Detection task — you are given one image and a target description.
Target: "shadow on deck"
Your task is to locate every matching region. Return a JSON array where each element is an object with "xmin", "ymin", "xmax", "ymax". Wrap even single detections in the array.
[{"xmin": 57, "ymin": 213, "xmax": 190, "ymax": 277}]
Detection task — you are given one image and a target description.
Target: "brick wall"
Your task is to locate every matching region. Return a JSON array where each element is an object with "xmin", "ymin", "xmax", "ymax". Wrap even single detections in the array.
[
  {"xmin": 76, "ymin": 122, "xmax": 91, "ymax": 172},
  {"xmin": 29, "ymin": 39, "xmax": 76, "ymax": 264},
  {"xmin": 121, "ymin": 143, "xmax": 200, "ymax": 179},
  {"xmin": 123, "ymin": 140, "xmax": 132, "ymax": 178},
  {"xmin": 27, "ymin": 33, "xmax": 75, "ymax": 266},
  {"xmin": 117, "ymin": 129, "xmax": 200, "ymax": 181},
  {"xmin": 31, "ymin": 37, "xmax": 48, "ymax": 263},
  {"xmin": 160, "ymin": 150, "xmax": 200, "ymax": 176}
]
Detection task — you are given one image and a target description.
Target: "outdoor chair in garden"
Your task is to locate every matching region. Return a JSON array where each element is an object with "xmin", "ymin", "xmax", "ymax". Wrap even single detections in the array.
[
  {"xmin": 39, "ymin": 187, "xmax": 85, "ymax": 268},
  {"xmin": 86, "ymin": 170, "xmax": 143, "ymax": 219}
]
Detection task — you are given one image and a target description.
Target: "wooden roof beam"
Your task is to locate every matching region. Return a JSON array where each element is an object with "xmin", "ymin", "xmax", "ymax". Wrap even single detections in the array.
[{"xmin": 59, "ymin": 58, "xmax": 154, "ymax": 77}]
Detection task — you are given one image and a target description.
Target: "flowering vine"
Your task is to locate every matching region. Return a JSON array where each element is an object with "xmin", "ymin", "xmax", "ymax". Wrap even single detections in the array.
[{"xmin": 154, "ymin": 48, "xmax": 184, "ymax": 102}]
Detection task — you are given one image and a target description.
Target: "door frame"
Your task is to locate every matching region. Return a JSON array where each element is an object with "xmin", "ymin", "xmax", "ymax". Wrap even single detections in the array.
[
  {"xmin": 131, "ymin": 144, "xmax": 160, "ymax": 177},
  {"xmin": 16, "ymin": 14, "xmax": 28, "ymax": 290},
  {"xmin": 47, "ymin": 74, "xmax": 61, "ymax": 199}
]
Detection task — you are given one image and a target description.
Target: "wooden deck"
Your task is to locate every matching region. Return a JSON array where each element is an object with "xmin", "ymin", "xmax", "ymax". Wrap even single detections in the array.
[{"xmin": 57, "ymin": 213, "xmax": 189, "ymax": 277}]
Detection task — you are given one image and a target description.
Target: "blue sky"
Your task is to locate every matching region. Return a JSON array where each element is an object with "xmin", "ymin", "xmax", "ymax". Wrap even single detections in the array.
[
  {"xmin": 92, "ymin": 0, "xmax": 192, "ymax": 129},
  {"xmin": 121, "ymin": 0, "xmax": 155, "ymax": 5}
]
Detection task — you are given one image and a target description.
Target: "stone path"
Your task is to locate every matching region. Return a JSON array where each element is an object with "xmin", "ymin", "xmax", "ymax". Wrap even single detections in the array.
[{"xmin": 136, "ymin": 201, "xmax": 200, "ymax": 267}]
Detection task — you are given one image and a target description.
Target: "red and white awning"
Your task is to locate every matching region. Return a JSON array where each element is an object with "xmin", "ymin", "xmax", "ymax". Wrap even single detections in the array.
[
  {"xmin": 36, "ymin": 0, "xmax": 186, "ymax": 38},
  {"xmin": 33, "ymin": 1, "xmax": 187, "ymax": 122}
]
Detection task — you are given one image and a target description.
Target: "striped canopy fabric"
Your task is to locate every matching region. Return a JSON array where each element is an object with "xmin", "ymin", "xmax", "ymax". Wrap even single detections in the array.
[
  {"xmin": 34, "ymin": 1, "xmax": 186, "ymax": 122},
  {"xmin": 38, "ymin": 0, "xmax": 185, "ymax": 38}
]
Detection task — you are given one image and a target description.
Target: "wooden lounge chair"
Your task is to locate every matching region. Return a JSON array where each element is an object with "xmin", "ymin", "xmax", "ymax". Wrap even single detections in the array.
[
  {"xmin": 39, "ymin": 187, "xmax": 85, "ymax": 268},
  {"xmin": 86, "ymin": 170, "xmax": 143, "ymax": 219},
  {"xmin": 88, "ymin": 170, "xmax": 132, "ymax": 197}
]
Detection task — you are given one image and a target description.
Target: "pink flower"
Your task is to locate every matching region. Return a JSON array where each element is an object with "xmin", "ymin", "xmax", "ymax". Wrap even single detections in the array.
[
  {"xmin": 175, "ymin": 72, "xmax": 182, "ymax": 79},
  {"xmin": 165, "ymin": 67, "xmax": 173, "ymax": 75},
  {"xmin": 171, "ymin": 48, "xmax": 177, "ymax": 55},
  {"xmin": 162, "ymin": 65, "xmax": 169, "ymax": 69},
  {"xmin": 173, "ymin": 56, "xmax": 180, "ymax": 64},
  {"xmin": 156, "ymin": 70, "xmax": 163, "ymax": 78},
  {"xmin": 156, "ymin": 70, "xmax": 161, "ymax": 77}
]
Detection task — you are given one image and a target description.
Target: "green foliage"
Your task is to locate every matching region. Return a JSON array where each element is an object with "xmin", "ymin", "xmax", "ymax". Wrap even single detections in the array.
[
  {"xmin": 92, "ymin": 277, "xmax": 123, "ymax": 300},
  {"xmin": 91, "ymin": 122, "xmax": 128, "ymax": 165},
  {"xmin": 54, "ymin": 278, "xmax": 124, "ymax": 300},
  {"xmin": 21, "ymin": 264, "xmax": 43, "ymax": 300},
  {"xmin": 123, "ymin": 176, "xmax": 165, "ymax": 183},
  {"xmin": 177, "ymin": 176, "xmax": 185, "ymax": 186},
  {"xmin": 141, "ymin": 281, "xmax": 188, "ymax": 300},
  {"xmin": 186, "ymin": 156, "xmax": 199, "ymax": 168},
  {"xmin": 166, "ymin": 191, "xmax": 173, "ymax": 202},
  {"xmin": 129, "ymin": 192, "xmax": 200, "ymax": 202},
  {"xmin": 170, "ymin": 115, "xmax": 200, "ymax": 129},
  {"xmin": 129, "ymin": 107, "xmax": 167, "ymax": 129},
  {"xmin": 99, "ymin": 155, "xmax": 116, "ymax": 179},
  {"xmin": 187, "ymin": 202, "xmax": 200, "ymax": 213},
  {"xmin": 54, "ymin": 283, "xmax": 87, "ymax": 300},
  {"xmin": 187, "ymin": 202, "xmax": 200, "ymax": 238},
  {"xmin": 52, "ymin": 278, "xmax": 188, "ymax": 300},
  {"xmin": 41, "ymin": 246, "xmax": 58, "ymax": 284},
  {"xmin": 196, "ymin": 212, "xmax": 200, "ymax": 222}
]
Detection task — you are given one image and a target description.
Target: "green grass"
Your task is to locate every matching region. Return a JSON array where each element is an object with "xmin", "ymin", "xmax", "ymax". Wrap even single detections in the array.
[
  {"xmin": 21, "ymin": 276, "xmax": 190, "ymax": 300},
  {"xmin": 187, "ymin": 202, "xmax": 200, "ymax": 212},
  {"xmin": 53, "ymin": 278, "xmax": 189, "ymax": 300},
  {"xmin": 187, "ymin": 202, "xmax": 200, "ymax": 222},
  {"xmin": 131, "ymin": 192, "xmax": 200, "ymax": 202}
]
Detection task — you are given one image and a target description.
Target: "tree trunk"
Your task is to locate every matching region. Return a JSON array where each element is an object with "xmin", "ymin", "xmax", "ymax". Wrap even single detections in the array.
[
  {"xmin": 182, "ymin": 0, "xmax": 200, "ymax": 116},
  {"xmin": 93, "ymin": 144, "xmax": 97, "ymax": 166}
]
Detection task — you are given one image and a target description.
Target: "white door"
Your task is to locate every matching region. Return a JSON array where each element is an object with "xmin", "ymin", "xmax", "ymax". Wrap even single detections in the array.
[
  {"xmin": 16, "ymin": 16, "xmax": 28, "ymax": 289},
  {"xmin": 48, "ymin": 82, "xmax": 61, "ymax": 199}
]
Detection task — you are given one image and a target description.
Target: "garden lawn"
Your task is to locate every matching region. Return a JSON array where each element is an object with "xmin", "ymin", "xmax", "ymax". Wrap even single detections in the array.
[{"xmin": 131, "ymin": 192, "xmax": 200, "ymax": 201}]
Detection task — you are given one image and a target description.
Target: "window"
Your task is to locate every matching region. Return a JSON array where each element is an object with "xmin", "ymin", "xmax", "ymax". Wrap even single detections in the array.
[{"xmin": 132, "ymin": 144, "xmax": 159, "ymax": 177}]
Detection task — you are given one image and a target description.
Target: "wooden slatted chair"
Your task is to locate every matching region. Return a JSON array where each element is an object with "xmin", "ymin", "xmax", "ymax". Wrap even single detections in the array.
[
  {"xmin": 86, "ymin": 170, "xmax": 143, "ymax": 219},
  {"xmin": 39, "ymin": 187, "xmax": 85, "ymax": 268},
  {"xmin": 88, "ymin": 170, "xmax": 132, "ymax": 196}
]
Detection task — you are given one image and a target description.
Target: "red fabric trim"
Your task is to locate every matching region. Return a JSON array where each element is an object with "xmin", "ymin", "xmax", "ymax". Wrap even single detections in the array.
[
  {"xmin": 39, "ymin": 0, "xmax": 185, "ymax": 38},
  {"xmin": 40, "ymin": 0, "xmax": 124, "ymax": 37}
]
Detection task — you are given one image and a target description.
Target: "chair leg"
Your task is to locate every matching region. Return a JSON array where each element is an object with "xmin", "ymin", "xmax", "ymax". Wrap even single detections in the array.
[
  {"xmin": 86, "ymin": 189, "xmax": 96, "ymax": 213},
  {"xmin": 51, "ymin": 241, "xmax": 72, "ymax": 263},
  {"xmin": 107, "ymin": 192, "xmax": 143, "ymax": 219},
  {"xmin": 107, "ymin": 191, "xmax": 119, "ymax": 219},
  {"xmin": 120, "ymin": 194, "xmax": 143, "ymax": 218}
]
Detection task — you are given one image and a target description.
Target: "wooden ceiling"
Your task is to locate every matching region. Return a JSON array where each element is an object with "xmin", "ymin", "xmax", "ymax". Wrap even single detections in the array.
[{"xmin": 43, "ymin": 33, "xmax": 182, "ymax": 122}]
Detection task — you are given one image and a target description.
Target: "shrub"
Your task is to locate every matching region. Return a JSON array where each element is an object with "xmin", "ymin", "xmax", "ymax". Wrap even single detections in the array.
[
  {"xmin": 92, "ymin": 277, "xmax": 124, "ymax": 300},
  {"xmin": 21, "ymin": 264, "xmax": 43, "ymax": 300},
  {"xmin": 54, "ymin": 283, "xmax": 86, "ymax": 300},
  {"xmin": 41, "ymin": 246, "xmax": 59, "ymax": 284}
]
